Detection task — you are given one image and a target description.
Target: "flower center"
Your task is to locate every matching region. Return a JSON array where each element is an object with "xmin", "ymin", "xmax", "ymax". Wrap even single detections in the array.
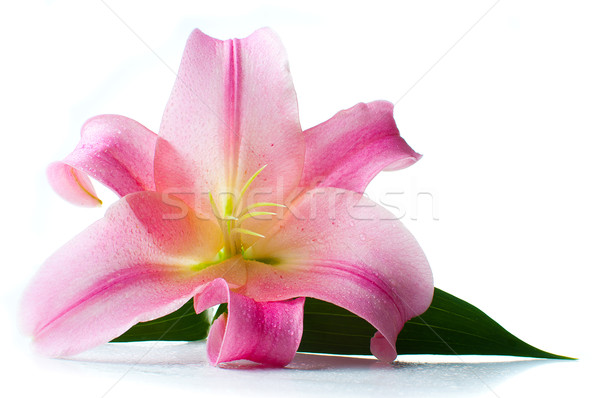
[{"xmin": 209, "ymin": 165, "xmax": 285, "ymax": 259}]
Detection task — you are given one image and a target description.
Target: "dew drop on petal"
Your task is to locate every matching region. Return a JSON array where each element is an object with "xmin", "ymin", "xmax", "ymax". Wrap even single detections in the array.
[{"xmin": 359, "ymin": 234, "xmax": 366, "ymax": 241}]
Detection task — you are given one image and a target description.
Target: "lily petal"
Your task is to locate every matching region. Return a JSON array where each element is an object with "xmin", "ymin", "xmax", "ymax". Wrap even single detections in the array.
[
  {"xmin": 47, "ymin": 164, "xmax": 102, "ymax": 207},
  {"xmin": 20, "ymin": 192, "xmax": 223, "ymax": 356},
  {"xmin": 194, "ymin": 279, "xmax": 304, "ymax": 366},
  {"xmin": 155, "ymin": 28, "xmax": 304, "ymax": 208},
  {"xmin": 300, "ymin": 101, "xmax": 421, "ymax": 193},
  {"xmin": 240, "ymin": 187, "xmax": 433, "ymax": 360},
  {"xmin": 370, "ymin": 331, "xmax": 398, "ymax": 362},
  {"xmin": 47, "ymin": 115, "xmax": 158, "ymax": 206}
]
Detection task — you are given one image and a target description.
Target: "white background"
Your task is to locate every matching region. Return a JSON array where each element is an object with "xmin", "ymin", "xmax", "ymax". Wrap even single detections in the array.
[{"xmin": 1, "ymin": 1, "xmax": 599, "ymax": 397}]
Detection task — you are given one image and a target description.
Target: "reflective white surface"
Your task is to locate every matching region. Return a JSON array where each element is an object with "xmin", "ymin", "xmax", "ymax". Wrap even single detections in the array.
[{"xmin": 5, "ymin": 341, "xmax": 593, "ymax": 398}]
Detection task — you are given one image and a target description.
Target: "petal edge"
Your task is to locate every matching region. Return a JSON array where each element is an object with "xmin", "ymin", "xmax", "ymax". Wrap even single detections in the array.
[
  {"xmin": 48, "ymin": 115, "xmax": 157, "ymax": 206},
  {"xmin": 21, "ymin": 192, "xmax": 222, "ymax": 356},
  {"xmin": 300, "ymin": 101, "xmax": 420, "ymax": 193}
]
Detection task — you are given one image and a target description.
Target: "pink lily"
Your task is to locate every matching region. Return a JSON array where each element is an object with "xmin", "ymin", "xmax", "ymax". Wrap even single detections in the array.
[{"xmin": 21, "ymin": 28, "xmax": 433, "ymax": 366}]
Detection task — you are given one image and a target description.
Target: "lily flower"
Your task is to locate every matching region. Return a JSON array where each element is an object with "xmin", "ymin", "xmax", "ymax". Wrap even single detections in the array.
[{"xmin": 21, "ymin": 28, "xmax": 433, "ymax": 366}]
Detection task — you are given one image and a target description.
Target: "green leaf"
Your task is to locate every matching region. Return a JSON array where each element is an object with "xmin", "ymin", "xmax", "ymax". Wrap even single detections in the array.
[
  {"xmin": 111, "ymin": 299, "xmax": 210, "ymax": 342},
  {"xmin": 300, "ymin": 288, "xmax": 571, "ymax": 359},
  {"xmin": 213, "ymin": 302, "xmax": 228, "ymax": 323},
  {"xmin": 111, "ymin": 288, "xmax": 571, "ymax": 359}
]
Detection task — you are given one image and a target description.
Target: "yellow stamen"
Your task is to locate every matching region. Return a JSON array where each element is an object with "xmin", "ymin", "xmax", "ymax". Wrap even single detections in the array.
[
  {"xmin": 230, "ymin": 228, "xmax": 265, "ymax": 238},
  {"xmin": 207, "ymin": 165, "xmax": 286, "ymax": 259},
  {"xmin": 208, "ymin": 192, "xmax": 221, "ymax": 219},
  {"xmin": 233, "ymin": 164, "xmax": 268, "ymax": 214},
  {"xmin": 238, "ymin": 211, "xmax": 276, "ymax": 223}
]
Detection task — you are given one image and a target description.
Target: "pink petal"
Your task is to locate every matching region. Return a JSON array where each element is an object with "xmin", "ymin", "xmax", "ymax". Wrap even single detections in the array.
[
  {"xmin": 47, "ymin": 164, "xmax": 101, "ymax": 207},
  {"xmin": 155, "ymin": 28, "xmax": 304, "ymax": 208},
  {"xmin": 300, "ymin": 101, "xmax": 421, "ymax": 193},
  {"xmin": 239, "ymin": 187, "xmax": 434, "ymax": 361},
  {"xmin": 20, "ymin": 192, "xmax": 224, "ymax": 357},
  {"xmin": 370, "ymin": 331, "xmax": 397, "ymax": 362},
  {"xmin": 194, "ymin": 279, "xmax": 304, "ymax": 366},
  {"xmin": 47, "ymin": 115, "xmax": 158, "ymax": 206}
]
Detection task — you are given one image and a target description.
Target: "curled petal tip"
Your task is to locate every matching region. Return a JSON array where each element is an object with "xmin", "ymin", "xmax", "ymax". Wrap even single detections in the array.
[
  {"xmin": 370, "ymin": 331, "xmax": 398, "ymax": 362},
  {"xmin": 47, "ymin": 115, "xmax": 157, "ymax": 207},
  {"xmin": 47, "ymin": 162, "xmax": 102, "ymax": 207},
  {"xmin": 195, "ymin": 279, "xmax": 304, "ymax": 367}
]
